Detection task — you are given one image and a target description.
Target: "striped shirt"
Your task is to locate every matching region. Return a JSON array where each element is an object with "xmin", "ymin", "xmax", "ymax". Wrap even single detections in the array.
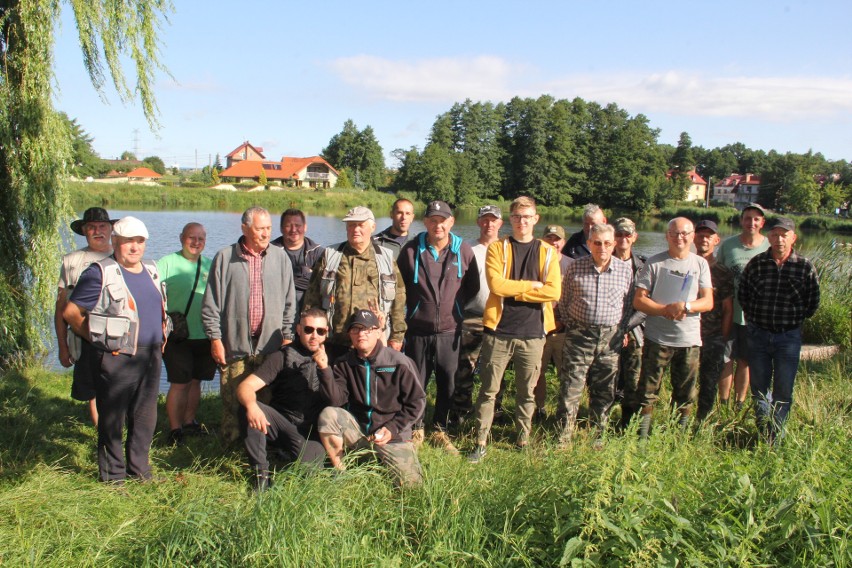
[
  {"xmin": 559, "ymin": 255, "xmax": 633, "ymax": 326},
  {"xmin": 238, "ymin": 237, "xmax": 267, "ymax": 337},
  {"xmin": 739, "ymin": 249, "xmax": 820, "ymax": 332}
]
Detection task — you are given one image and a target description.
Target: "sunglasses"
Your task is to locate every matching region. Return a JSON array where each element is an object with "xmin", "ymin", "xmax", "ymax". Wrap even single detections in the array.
[{"xmin": 302, "ymin": 326, "xmax": 328, "ymax": 336}]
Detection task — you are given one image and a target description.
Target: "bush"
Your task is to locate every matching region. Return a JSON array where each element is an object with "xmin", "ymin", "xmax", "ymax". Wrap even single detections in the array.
[{"xmin": 803, "ymin": 245, "xmax": 852, "ymax": 346}]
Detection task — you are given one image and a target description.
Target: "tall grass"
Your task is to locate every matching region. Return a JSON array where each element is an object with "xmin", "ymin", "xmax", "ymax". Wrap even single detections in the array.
[
  {"xmin": 2, "ymin": 356, "xmax": 851, "ymax": 566},
  {"xmin": 803, "ymin": 244, "xmax": 852, "ymax": 346}
]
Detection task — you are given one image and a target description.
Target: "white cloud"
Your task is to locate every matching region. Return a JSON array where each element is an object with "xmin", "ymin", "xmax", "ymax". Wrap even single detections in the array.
[{"xmin": 328, "ymin": 55, "xmax": 852, "ymax": 121}]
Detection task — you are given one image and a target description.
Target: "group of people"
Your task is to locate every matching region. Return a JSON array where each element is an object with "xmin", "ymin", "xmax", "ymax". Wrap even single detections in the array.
[{"xmin": 55, "ymin": 197, "xmax": 819, "ymax": 489}]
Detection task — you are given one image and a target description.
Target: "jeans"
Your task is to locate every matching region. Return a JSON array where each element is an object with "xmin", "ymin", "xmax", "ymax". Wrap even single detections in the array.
[{"xmin": 746, "ymin": 324, "xmax": 802, "ymax": 438}]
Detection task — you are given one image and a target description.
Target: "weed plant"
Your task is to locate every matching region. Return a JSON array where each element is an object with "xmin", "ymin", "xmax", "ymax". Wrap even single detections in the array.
[{"xmin": 2, "ymin": 355, "xmax": 850, "ymax": 566}]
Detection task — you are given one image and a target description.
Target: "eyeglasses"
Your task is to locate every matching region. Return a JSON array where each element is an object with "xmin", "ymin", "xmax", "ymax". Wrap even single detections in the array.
[
  {"xmin": 590, "ymin": 240, "xmax": 614, "ymax": 247},
  {"xmin": 668, "ymin": 231, "xmax": 694, "ymax": 239},
  {"xmin": 509, "ymin": 214, "xmax": 536, "ymax": 222},
  {"xmin": 302, "ymin": 326, "xmax": 328, "ymax": 336},
  {"xmin": 349, "ymin": 326, "xmax": 378, "ymax": 335}
]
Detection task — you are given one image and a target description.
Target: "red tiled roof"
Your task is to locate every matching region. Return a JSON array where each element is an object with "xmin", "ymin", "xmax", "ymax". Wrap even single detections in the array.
[
  {"xmin": 126, "ymin": 167, "xmax": 162, "ymax": 179},
  {"xmin": 225, "ymin": 141, "xmax": 265, "ymax": 160},
  {"xmin": 666, "ymin": 169, "xmax": 706, "ymax": 185},
  {"xmin": 220, "ymin": 156, "xmax": 339, "ymax": 180}
]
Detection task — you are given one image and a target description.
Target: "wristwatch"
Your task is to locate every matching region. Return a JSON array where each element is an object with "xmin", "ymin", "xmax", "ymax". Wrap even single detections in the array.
[{"xmin": 684, "ymin": 302, "xmax": 692, "ymax": 314}]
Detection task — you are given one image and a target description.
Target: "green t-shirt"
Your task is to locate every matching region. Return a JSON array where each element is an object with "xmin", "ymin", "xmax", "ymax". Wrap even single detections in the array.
[
  {"xmin": 717, "ymin": 235, "xmax": 769, "ymax": 326},
  {"xmin": 157, "ymin": 252, "xmax": 212, "ymax": 340}
]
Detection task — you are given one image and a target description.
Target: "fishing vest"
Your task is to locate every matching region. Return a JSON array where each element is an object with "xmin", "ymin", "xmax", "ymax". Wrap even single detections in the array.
[
  {"xmin": 319, "ymin": 242, "xmax": 396, "ymax": 337},
  {"xmin": 88, "ymin": 257, "xmax": 166, "ymax": 355}
]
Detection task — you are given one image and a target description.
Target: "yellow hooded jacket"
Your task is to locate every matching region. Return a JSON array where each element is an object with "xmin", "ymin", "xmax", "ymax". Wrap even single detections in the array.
[{"xmin": 482, "ymin": 237, "xmax": 562, "ymax": 334}]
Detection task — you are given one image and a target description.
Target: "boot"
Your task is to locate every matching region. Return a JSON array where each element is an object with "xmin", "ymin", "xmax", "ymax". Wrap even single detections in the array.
[
  {"xmin": 619, "ymin": 405, "xmax": 637, "ymax": 433},
  {"xmin": 638, "ymin": 411, "xmax": 653, "ymax": 441},
  {"xmin": 251, "ymin": 465, "xmax": 271, "ymax": 493}
]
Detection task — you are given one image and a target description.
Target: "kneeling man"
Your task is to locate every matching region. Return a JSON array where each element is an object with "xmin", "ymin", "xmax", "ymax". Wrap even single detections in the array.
[
  {"xmin": 237, "ymin": 308, "xmax": 330, "ymax": 491},
  {"xmin": 317, "ymin": 309, "xmax": 425, "ymax": 487}
]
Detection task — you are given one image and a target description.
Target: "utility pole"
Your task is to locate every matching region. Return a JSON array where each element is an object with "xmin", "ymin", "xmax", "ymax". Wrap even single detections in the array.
[{"xmin": 132, "ymin": 129, "xmax": 140, "ymax": 159}]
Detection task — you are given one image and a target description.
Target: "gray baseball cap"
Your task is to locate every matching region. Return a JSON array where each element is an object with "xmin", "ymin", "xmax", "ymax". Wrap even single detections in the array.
[{"xmin": 341, "ymin": 206, "xmax": 375, "ymax": 223}]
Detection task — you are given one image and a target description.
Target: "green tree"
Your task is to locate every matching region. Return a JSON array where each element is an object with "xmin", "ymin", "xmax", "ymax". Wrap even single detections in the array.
[
  {"xmin": 142, "ymin": 155, "xmax": 165, "ymax": 175},
  {"xmin": 0, "ymin": 0, "xmax": 170, "ymax": 362},
  {"xmin": 258, "ymin": 167, "xmax": 268, "ymax": 187},
  {"xmin": 211, "ymin": 167, "xmax": 220, "ymax": 185},
  {"xmin": 322, "ymin": 120, "xmax": 386, "ymax": 190},
  {"xmin": 120, "ymin": 150, "xmax": 138, "ymax": 161},
  {"xmin": 335, "ymin": 168, "xmax": 354, "ymax": 189},
  {"xmin": 58, "ymin": 113, "xmax": 103, "ymax": 177}
]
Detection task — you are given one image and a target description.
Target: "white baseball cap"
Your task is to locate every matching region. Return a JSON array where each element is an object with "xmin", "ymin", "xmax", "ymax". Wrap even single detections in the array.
[{"xmin": 112, "ymin": 216, "xmax": 149, "ymax": 239}]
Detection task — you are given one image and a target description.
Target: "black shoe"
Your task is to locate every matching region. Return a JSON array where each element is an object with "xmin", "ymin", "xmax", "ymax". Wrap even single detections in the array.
[
  {"xmin": 535, "ymin": 407, "xmax": 548, "ymax": 423},
  {"xmin": 182, "ymin": 420, "xmax": 207, "ymax": 436},
  {"xmin": 167, "ymin": 428, "xmax": 184, "ymax": 447},
  {"xmin": 251, "ymin": 466, "xmax": 272, "ymax": 493}
]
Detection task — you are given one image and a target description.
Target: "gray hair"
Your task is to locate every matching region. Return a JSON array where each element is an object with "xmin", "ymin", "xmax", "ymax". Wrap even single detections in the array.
[
  {"xmin": 241, "ymin": 206, "xmax": 270, "ymax": 227},
  {"xmin": 667, "ymin": 217, "xmax": 694, "ymax": 233},
  {"xmin": 582, "ymin": 203, "xmax": 603, "ymax": 221},
  {"xmin": 589, "ymin": 223, "xmax": 615, "ymax": 239}
]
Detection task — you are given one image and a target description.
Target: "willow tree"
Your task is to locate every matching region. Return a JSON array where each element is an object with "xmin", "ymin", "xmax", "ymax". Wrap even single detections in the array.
[{"xmin": 0, "ymin": 0, "xmax": 170, "ymax": 364}]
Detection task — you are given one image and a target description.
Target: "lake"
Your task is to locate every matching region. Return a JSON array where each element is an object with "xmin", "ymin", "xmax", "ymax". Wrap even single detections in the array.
[{"xmin": 56, "ymin": 207, "xmax": 837, "ymax": 394}]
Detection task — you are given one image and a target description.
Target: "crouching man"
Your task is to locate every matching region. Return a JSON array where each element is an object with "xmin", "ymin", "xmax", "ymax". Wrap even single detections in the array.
[
  {"xmin": 236, "ymin": 308, "xmax": 330, "ymax": 491},
  {"xmin": 317, "ymin": 309, "xmax": 425, "ymax": 487}
]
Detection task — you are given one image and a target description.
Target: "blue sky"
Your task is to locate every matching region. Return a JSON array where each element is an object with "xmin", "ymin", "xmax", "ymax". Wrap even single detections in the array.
[{"xmin": 53, "ymin": 1, "xmax": 852, "ymax": 169}]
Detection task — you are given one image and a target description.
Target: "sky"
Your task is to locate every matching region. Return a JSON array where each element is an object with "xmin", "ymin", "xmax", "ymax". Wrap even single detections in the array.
[{"xmin": 52, "ymin": 0, "xmax": 852, "ymax": 170}]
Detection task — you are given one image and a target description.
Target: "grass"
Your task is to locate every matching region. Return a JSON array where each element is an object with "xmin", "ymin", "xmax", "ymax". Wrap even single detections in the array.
[{"xmin": 1, "ymin": 355, "xmax": 851, "ymax": 566}]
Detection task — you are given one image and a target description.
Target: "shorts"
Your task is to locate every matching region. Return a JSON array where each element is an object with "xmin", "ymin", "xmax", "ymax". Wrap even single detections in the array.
[
  {"xmin": 163, "ymin": 338, "xmax": 217, "ymax": 384},
  {"xmin": 730, "ymin": 324, "xmax": 748, "ymax": 361},
  {"xmin": 70, "ymin": 340, "xmax": 97, "ymax": 401}
]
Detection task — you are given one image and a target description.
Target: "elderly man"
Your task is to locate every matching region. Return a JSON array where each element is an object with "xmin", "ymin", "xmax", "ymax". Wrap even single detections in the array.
[
  {"xmin": 739, "ymin": 217, "xmax": 819, "ymax": 443},
  {"xmin": 468, "ymin": 196, "xmax": 562, "ymax": 462},
  {"xmin": 563, "ymin": 203, "xmax": 607, "ymax": 259},
  {"xmin": 534, "ymin": 224, "xmax": 574, "ymax": 420},
  {"xmin": 64, "ymin": 217, "xmax": 167, "ymax": 484},
  {"xmin": 374, "ymin": 198, "xmax": 415, "ymax": 260},
  {"xmin": 304, "ymin": 206, "xmax": 406, "ymax": 361},
  {"xmin": 237, "ymin": 308, "xmax": 331, "ymax": 491},
  {"xmin": 56, "ymin": 207, "xmax": 116, "ymax": 426},
  {"xmin": 611, "ymin": 217, "xmax": 647, "ymax": 430},
  {"xmin": 158, "ymin": 222, "xmax": 215, "ymax": 445},
  {"xmin": 556, "ymin": 223, "xmax": 633, "ymax": 444},
  {"xmin": 450, "ymin": 204, "xmax": 506, "ymax": 424},
  {"xmin": 717, "ymin": 203, "xmax": 769, "ymax": 408},
  {"xmin": 317, "ymin": 309, "xmax": 425, "ymax": 487},
  {"xmin": 202, "ymin": 207, "xmax": 297, "ymax": 445},
  {"xmin": 271, "ymin": 208, "xmax": 325, "ymax": 313},
  {"xmin": 397, "ymin": 200, "xmax": 479, "ymax": 453},
  {"xmin": 632, "ymin": 217, "xmax": 713, "ymax": 439},
  {"xmin": 692, "ymin": 221, "xmax": 734, "ymax": 421}
]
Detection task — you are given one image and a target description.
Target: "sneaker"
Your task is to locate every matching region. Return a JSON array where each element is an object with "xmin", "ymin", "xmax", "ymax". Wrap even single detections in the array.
[
  {"xmin": 411, "ymin": 428, "xmax": 425, "ymax": 448},
  {"xmin": 430, "ymin": 431, "xmax": 460, "ymax": 455},
  {"xmin": 167, "ymin": 428, "xmax": 184, "ymax": 447},
  {"xmin": 467, "ymin": 444, "xmax": 487, "ymax": 464}
]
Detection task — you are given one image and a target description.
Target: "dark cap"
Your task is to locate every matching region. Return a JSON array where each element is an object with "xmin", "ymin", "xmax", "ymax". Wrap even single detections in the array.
[
  {"xmin": 478, "ymin": 205, "xmax": 502, "ymax": 219},
  {"xmin": 613, "ymin": 217, "xmax": 636, "ymax": 235},
  {"xmin": 695, "ymin": 220, "xmax": 719, "ymax": 234},
  {"xmin": 770, "ymin": 217, "xmax": 796, "ymax": 232},
  {"xmin": 70, "ymin": 207, "xmax": 116, "ymax": 235},
  {"xmin": 742, "ymin": 202, "xmax": 766, "ymax": 216},
  {"xmin": 543, "ymin": 224, "xmax": 566, "ymax": 239},
  {"xmin": 425, "ymin": 200, "xmax": 452, "ymax": 219},
  {"xmin": 347, "ymin": 309, "xmax": 381, "ymax": 331}
]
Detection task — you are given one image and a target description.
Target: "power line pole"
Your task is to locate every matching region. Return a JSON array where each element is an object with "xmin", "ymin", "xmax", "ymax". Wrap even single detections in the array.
[{"xmin": 132, "ymin": 129, "xmax": 140, "ymax": 158}]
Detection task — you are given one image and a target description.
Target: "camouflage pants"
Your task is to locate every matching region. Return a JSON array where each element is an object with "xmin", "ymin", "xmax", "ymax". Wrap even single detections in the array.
[
  {"xmin": 557, "ymin": 323, "xmax": 621, "ymax": 435},
  {"xmin": 451, "ymin": 318, "xmax": 506, "ymax": 417},
  {"xmin": 618, "ymin": 335, "xmax": 643, "ymax": 409},
  {"xmin": 220, "ymin": 354, "xmax": 269, "ymax": 445},
  {"xmin": 696, "ymin": 336, "xmax": 728, "ymax": 420},
  {"xmin": 318, "ymin": 407, "xmax": 423, "ymax": 487},
  {"xmin": 637, "ymin": 340, "xmax": 700, "ymax": 412}
]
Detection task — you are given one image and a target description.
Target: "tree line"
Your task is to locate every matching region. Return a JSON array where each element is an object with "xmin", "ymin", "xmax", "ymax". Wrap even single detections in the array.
[{"xmin": 324, "ymin": 98, "xmax": 851, "ymax": 214}]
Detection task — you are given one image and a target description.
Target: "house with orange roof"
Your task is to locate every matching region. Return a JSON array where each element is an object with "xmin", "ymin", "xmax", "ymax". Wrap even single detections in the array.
[
  {"xmin": 712, "ymin": 173, "xmax": 761, "ymax": 210},
  {"xmin": 666, "ymin": 169, "xmax": 708, "ymax": 202},
  {"xmin": 219, "ymin": 141, "xmax": 339, "ymax": 189},
  {"xmin": 126, "ymin": 167, "xmax": 163, "ymax": 181}
]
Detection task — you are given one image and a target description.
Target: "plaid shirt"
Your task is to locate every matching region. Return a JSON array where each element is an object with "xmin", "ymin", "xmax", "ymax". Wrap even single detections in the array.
[
  {"xmin": 559, "ymin": 255, "xmax": 633, "ymax": 326},
  {"xmin": 739, "ymin": 249, "xmax": 820, "ymax": 332},
  {"xmin": 239, "ymin": 237, "xmax": 267, "ymax": 337}
]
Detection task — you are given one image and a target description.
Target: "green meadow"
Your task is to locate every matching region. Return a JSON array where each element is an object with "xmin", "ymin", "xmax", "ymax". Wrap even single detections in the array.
[{"xmin": 1, "ymin": 354, "xmax": 850, "ymax": 567}]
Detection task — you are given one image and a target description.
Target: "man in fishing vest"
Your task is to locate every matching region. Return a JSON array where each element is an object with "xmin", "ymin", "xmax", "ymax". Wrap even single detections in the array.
[
  {"xmin": 56, "ymin": 206, "xmax": 116, "ymax": 427},
  {"xmin": 303, "ymin": 206, "xmax": 407, "ymax": 361},
  {"xmin": 64, "ymin": 216, "xmax": 168, "ymax": 484},
  {"xmin": 397, "ymin": 200, "xmax": 479, "ymax": 454}
]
